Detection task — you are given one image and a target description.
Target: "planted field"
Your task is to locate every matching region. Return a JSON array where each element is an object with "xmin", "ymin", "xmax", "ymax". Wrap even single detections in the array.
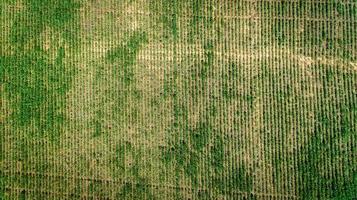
[{"xmin": 0, "ymin": 0, "xmax": 356, "ymax": 199}]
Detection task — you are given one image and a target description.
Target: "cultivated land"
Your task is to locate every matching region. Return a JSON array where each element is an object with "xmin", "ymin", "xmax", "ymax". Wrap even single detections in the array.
[{"xmin": 0, "ymin": 0, "xmax": 356, "ymax": 199}]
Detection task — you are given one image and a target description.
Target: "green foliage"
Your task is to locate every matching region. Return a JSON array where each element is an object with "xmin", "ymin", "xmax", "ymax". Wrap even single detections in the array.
[
  {"xmin": 203, "ymin": 41, "xmax": 214, "ymax": 66},
  {"xmin": 222, "ymin": 62, "xmax": 239, "ymax": 100},
  {"xmin": 297, "ymin": 66, "xmax": 356, "ymax": 199},
  {"xmin": 117, "ymin": 181, "xmax": 155, "ymax": 199},
  {"xmin": 88, "ymin": 180, "xmax": 111, "ymax": 198},
  {"xmin": 93, "ymin": 105, "xmax": 103, "ymax": 137},
  {"xmin": 298, "ymin": 130, "xmax": 356, "ymax": 199},
  {"xmin": 236, "ymin": 166, "xmax": 253, "ymax": 191},
  {"xmin": 1, "ymin": 0, "xmax": 80, "ymax": 141},
  {"xmin": 161, "ymin": 0, "xmax": 179, "ymax": 39},
  {"xmin": 94, "ymin": 120, "xmax": 102, "ymax": 137},
  {"xmin": 10, "ymin": 0, "xmax": 80, "ymax": 48},
  {"xmin": 106, "ymin": 32, "xmax": 147, "ymax": 63},
  {"xmin": 2, "ymin": 1, "xmax": 356, "ymax": 199},
  {"xmin": 115, "ymin": 142, "xmax": 132, "ymax": 170},
  {"xmin": 185, "ymin": 151, "xmax": 199, "ymax": 186},
  {"xmin": 106, "ymin": 31, "xmax": 147, "ymax": 86},
  {"xmin": 190, "ymin": 122, "xmax": 210, "ymax": 150},
  {"xmin": 211, "ymin": 135, "xmax": 224, "ymax": 173},
  {"xmin": 262, "ymin": 1, "xmax": 356, "ymax": 59},
  {"xmin": 188, "ymin": 0, "xmax": 214, "ymax": 42},
  {"xmin": 27, "ymin": 0, "xmax": 80, "ymax": 27},
  {"xmin": 188, "ymin": 40, "xmax": 214, "ymax": 102},
  {"xmin": 19, "ymin": 191, "xmax": 26, "ymax": 200},
  {"xmin": 214, "ymin": 165, "xmax": 253, "ymax": 193},
  {"xmin": 149, "ymin": 0, "xmax": 182, "ymax": 40},
  {"xmin": 175, "ymin": 140, "xmax": 190, "ymax": 167},
  {"xmin": 92, "ymin": 31, "xmax": 148, "ymax": 136},
  {"xmin": 1, "ymin": 47, "xmax": 73, "ymax": 139},
  {"xmin": 0, "ymin": 172, "xmax": 6, "ymax": 199},
  {"xmin": 114, "ymin": 143, "xmax": 155, "ymax": 199}
]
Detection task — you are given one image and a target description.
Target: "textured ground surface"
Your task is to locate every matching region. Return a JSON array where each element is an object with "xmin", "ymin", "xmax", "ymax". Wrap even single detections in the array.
[{"xmin": 0, "ymin": 0, "xmax": 356, "ymax": 199}]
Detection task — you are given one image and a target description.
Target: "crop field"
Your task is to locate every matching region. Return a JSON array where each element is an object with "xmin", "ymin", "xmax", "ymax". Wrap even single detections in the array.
[{"xmin": 0, "ymin": 0, "xmax": 356, "ymax": 199}]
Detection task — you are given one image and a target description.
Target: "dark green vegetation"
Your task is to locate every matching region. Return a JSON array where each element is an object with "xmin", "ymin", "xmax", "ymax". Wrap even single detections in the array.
[
  {"xmin": 10, "ymin": 0, "xmax": 81, "ymax": 46},
  {"xmin": 114, "ymin": 142, "xmax": 155, "ymax": 199},
  {"xmin": 1, "ymin": 47, "xmax": 72, "ymax": 138},
  {"xmin": 1, "ymin": 0, "xmax": 80, "ymax": 198},
  {"xmin": 1, "ymin": 0, "xmax": 356, "ymax": 199},
  {"xmin": 92, "ymin": 30, "xmax": 147, "ymax": 137},
  {"xmin": 1, "ymin": 0, "xmax": 80, "ymax": 138},
  {"xmin": 261, "ymin": 1, "xmax": 357, "ymax": 59},
  {"xmin": 106, "ymin": 31, "xmax": 147, "ymax": 85},
  {"xmin": 260, "ymin": 59, "xmax": 357, "ymax": 199},
  {"xmin": 296, "ymin": 65, "xmax": 357, "ymax": 199}
]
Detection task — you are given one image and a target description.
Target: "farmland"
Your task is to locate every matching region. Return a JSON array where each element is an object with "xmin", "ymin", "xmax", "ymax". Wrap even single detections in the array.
[{"xmin": 0, "ymin": 0, "xmax": 356, "ymax": 199}]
